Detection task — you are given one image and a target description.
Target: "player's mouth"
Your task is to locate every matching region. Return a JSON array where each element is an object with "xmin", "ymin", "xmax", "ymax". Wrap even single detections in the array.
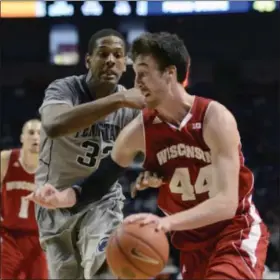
[
  {"xmin": 32, "ymin": 143, "xmax": 39, "ymax": 148},
  {"xmin": 101, "ymin": 70, "xmax": 117, "ymax": 79}
]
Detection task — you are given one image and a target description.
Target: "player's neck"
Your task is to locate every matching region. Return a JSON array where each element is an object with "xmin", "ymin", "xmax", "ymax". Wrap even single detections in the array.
[
  {"xmin": 86, "ymin": 73, "xmax": 117, "ymax": 99},
  {"xmin": 19, "ymin": 149, "xmax": 38, "ymax": 173},
  {"xmin": 94, "ymin": 84, "xmax": 117, "ymax": 99},
  {"xmin": 156, "ymin": 89, "xmax": 194, "ymax": 126}
]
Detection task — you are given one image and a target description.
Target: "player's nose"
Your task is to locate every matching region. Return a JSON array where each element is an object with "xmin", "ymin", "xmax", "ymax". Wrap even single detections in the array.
[
  {"xmin": 34, "ymin": 133, "xmax": 40, "ymax": 141},
  {"xmin": 105, "ymin": 54, "xmax": 116, "ymax": 66},
  {"xmin": 138, "ymin": 84, "xmax": 147, "ymax": 95}
]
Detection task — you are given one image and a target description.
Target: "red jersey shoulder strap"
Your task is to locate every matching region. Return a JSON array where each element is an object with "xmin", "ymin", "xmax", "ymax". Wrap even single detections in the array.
[{"xmin": 3, "ymin": 149, "xmax": 21, "ymax": 182}]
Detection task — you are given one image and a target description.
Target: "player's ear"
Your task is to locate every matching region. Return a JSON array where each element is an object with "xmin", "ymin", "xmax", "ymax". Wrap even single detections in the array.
[
  {"xmin": 165, "ymin": 66, "xmax": 176, "ymax": 83},
  {"xmin": 20, "ymin": 133, "xmax": 24, "ymax": 144},
  {"xmin": 169, "ymin": 66, "xmax": 176, "ymax": 78},
  {"xmin": 85, "ymin": 54, "xmax": 90, "ymax": 70},
  {"xmin": 122, "ymin": 56, "xmax": 129, "ymax": 73}
]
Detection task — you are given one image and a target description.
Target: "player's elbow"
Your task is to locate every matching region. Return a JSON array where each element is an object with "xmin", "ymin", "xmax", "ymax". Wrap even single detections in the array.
[
  {"xmin": 216, "ymin": 194, "xmax": 238, "ymax": 220},
  {"xmin": 225, "ymin": 200, "xmax": 238, "ymax": 219}
]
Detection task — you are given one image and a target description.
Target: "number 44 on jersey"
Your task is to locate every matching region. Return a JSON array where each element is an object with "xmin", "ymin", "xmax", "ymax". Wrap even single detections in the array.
[{"xmin": 170, "ymin": 165, "xmax": 217, "ymax": 201}]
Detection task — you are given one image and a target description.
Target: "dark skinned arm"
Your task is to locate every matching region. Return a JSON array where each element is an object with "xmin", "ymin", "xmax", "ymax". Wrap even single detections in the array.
[
  {"xmin": 41, "ymin": 94, "xmax": 124, "ymax": 138},
  {"xmin": 40, "ymin": 79, "xmax": 144, "ymax": 138}
]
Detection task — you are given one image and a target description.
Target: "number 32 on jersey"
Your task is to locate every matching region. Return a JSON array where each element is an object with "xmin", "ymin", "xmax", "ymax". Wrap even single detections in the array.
[{"xmin": 169, "ymin": 165, "xmax": 216, "ymax": 201}]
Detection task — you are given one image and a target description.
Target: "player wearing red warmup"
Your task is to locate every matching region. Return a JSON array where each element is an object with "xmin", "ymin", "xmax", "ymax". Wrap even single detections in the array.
[
  {"xmin": 0, "ymin": 119, "xmax": 48, "ymax": 280},
  {"xmin": 27, "ymin": 32, "xmax": 269, "ymax": 279}
]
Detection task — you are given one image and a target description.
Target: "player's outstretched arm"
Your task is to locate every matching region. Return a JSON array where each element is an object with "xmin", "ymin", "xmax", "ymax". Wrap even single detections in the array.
[
  {"xmin": 41, "ymin": 80, "xmax": 145, "ymax": 138},
  {"xmin": 73, "ymin": 114, "xmax": 145, "ymax": 205},
  {"xmin": 0, "ymin": 150, "xmax": 12, "ymax": 186},
  {"xmin": 26, "ymin": 114, "xmax": 145, "ymax": 208},
  {"xmin": 163, "ymin": 102, "xmax": 240, "ymax": 231}
]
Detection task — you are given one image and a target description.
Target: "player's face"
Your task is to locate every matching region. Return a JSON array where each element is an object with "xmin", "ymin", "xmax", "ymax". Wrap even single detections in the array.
[
  {"xmin": 134, "ymin": 55, "xmax": 172, "ymax": 108},
  {"xmin": 86, "ymin": 36, "xmax": 126, "ymax": 86},
  {"xmin": 21, "ymin": 121, "xmax": 41, "ymax": 154}
]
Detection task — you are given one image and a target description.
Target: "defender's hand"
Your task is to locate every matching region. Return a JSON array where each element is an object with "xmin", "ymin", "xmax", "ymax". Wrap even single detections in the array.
[
  {"xmin": 117, "ymin": 88, "xmax": 146, "ymax": 109},
  {"xmin": 131, "ymin": 171, "xmax": 163, "ymax": 198},
  {"xmin": 25, "ymin": 183, "xmax": 77, "ymax": 209}
]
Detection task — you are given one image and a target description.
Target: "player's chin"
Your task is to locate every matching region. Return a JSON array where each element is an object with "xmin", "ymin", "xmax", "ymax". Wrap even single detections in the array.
[
  {"xmin": 29, "ymin": 148, "xmax": 39, "ymax": 154},
  {"xmin": 100, "ymin": 75, "xmax": 119, "ymax": 85},
  {"xmin": 146, "ymin": 98, "xmax": 158, "ymax": 109}
]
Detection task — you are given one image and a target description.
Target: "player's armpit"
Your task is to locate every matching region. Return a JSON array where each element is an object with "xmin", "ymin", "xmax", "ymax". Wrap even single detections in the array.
[
  {"xmin": 0, "ymin": 150, "xmax": 12, "ymax": 185},
  {"xmin": 203, "ymin": 101, "xmax": 240, "ymax": 216}
]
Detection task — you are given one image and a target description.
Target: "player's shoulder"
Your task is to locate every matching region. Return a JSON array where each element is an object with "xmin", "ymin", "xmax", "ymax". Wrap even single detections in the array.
[
  {"xmin": 47, "ymin": 74, "xmax": 85, "ymax": 93},
  {"xmin": 44, "ymin": 75, "xmax": 86, "ymax": 104},
  {"xmin": 1, "ymin": 150, "xmax": 13, "ymax": 179},
  {"xmin": 1, "ymin": 149, "xmax": 13, "ymax": 162},
  {"xmin": 203, "ymin": 100, "xmax": 239, "ymax": 145},
  {"xmin": 117, "ymin": 113, "xmax": 144, "ymax": 151},
  {"xmin": 50, "ymin": 74, "xmax": 84, "ymax": 86},
  {"xmin": 205, "ymin": 100, "xmax": 236, "ymax": 125}
]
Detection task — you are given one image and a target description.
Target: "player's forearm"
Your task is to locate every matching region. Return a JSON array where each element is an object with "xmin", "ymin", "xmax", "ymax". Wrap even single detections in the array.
[
  {"xmin": 165, "ymin": 194, "xmax": 237, "ymax": 231},
  {"xmin": 72, "ymin": 155, "xmax": 127, "ymax": 205},
  {"xmin": 45, "ymin": 93, "xmax": 125, "ymax": 137}
]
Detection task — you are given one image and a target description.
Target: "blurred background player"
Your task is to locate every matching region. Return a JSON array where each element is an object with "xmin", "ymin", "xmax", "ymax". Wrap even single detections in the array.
[{"xmin": 0, "ymin": 119, "xmax": 48, "ymax": 280}]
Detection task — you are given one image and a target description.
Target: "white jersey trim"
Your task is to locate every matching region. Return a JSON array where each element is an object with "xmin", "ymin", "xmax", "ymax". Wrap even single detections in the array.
[{"xmin": 233, "ymin": 173, "xmax": 262, "ymax": 279}]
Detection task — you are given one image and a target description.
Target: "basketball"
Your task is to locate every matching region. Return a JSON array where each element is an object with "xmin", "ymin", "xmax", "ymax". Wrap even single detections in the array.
[{"xmin": 106, "ymin": 221, "xmax": 170, "ymax": 279}]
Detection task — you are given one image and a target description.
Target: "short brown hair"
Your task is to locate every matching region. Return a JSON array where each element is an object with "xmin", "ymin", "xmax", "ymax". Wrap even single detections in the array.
[{"xmin": 131, "ymin": 32, "xmax": 190, "ymax": 83}]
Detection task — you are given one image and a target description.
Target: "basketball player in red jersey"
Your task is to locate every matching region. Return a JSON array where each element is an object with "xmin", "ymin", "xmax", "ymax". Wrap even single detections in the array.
[
  {"xmin": 27, "ymin": 32, "xmax": 269, "ymax": 279},
  {"xmin": 0, "ymin": 119, "xmax": 48, "ymax": 280}
]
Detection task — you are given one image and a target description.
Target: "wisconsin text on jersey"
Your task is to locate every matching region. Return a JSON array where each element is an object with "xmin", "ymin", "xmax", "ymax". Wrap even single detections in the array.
[
  {"xmin": 74, "ymin": 123, "xmax": 121, "ymax": 141},
  {"xmin": 157, "ymin": 144, "xmax": 211, "ymax": 165},
  {"xmin": 6, "ymin": 181, "xmax": 35, "ymax": 191}
]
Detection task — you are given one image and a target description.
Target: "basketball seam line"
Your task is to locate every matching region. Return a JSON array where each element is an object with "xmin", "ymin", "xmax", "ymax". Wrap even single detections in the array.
[{"xmin": 124, "ymin": 230, "xmax": 166, "ymax": 265}]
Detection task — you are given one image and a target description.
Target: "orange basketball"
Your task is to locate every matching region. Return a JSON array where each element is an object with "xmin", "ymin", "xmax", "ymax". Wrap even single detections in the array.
[{"xmin": 106, "ymin": 221, "xmax": 170, "ymax": 279}]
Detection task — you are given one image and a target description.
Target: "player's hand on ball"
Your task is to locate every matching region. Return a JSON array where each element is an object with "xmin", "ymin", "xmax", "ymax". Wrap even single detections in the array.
[
  {"xmin": 25, "ymin": 183, "xmax": 77, "ymax": 209},
  {"xmin": 131, "ymin": 171, "xmax": 163, "ymax": 198},
  {"xmin": 124, "ymin": 213, "xmax": 171, "ymax": 232}
]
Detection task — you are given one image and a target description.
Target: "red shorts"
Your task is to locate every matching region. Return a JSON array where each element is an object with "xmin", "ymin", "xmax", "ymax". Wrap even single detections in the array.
[
  {"xmin": 180, "ymin": 222, "xmax": 269, "ymax": 279},
  {"xmin": 1, "ymin": 230, "xmax": 48, "ymax": 280}
]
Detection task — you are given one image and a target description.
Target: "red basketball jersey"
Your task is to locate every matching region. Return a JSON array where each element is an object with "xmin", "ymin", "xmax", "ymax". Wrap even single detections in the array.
[
  {"xmin": 1, "ymin": 149, "xmax": 38, "ymax": 233},
  {"xmin": 142, "ymin": 96, "xmax": 261, "ymax": 251}
]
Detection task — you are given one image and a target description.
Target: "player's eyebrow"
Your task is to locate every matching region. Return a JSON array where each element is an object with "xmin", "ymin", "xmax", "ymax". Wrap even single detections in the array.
[
  {"xmin": 136, "ymin": 62, "xmax": 149, "ymax": 68},
  {"xmin": 98, "ymin": 46, "xmax": 124, "ymax": 50}
]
